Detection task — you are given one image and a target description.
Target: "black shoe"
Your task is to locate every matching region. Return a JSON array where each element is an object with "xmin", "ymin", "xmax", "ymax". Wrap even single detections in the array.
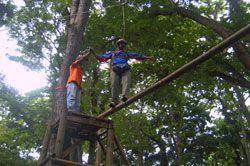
[
  {"xmin": 109, "ymin": 102, "xmax": 116, "ymax": 108},
  {"xmin": 122, "ymin": 96, "xmax": 128, "ymax": 102}
]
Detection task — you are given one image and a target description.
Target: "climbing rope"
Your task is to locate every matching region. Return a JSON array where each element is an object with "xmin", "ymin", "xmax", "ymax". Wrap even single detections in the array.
[
  {"xmin": 121, "ymin": 0, "xmax": 126, "ymax": 38},
  {"xmin": 81, "ymin": 1, "xmax": 128, "ymax": 14},
  {"xmin": 79, "ymin": 1, "xmax": 128, "ymax": 39}
]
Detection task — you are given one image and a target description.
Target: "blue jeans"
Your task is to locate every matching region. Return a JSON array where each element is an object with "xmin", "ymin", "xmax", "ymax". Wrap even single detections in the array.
[{"xmin": 67, "ymin": 82, "xmax": 81, "ymax": 112}]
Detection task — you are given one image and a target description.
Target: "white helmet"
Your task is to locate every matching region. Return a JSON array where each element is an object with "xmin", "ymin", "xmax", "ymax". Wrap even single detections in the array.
[{"xmin": 116, "ymin": 38, "xmax": 127, "ymax": 45}]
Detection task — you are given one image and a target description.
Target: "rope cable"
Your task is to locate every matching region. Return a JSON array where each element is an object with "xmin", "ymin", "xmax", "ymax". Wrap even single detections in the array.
[
  {"xmin": 78, "ymin": 1, "xmax": 128, "ymax": 40},
  {"xmin": 80, "ymin": 1, "xmax": 128, "ymax": 14},
  {"xmin": 121, "ymin": 0, "xmax": 126, "ymax": 38}
]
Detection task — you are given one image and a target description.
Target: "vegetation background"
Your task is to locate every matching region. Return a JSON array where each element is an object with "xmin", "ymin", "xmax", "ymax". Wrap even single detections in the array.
[{"xmin": 0, "ymin": 0, "xmax": 249, "ymax": 165}]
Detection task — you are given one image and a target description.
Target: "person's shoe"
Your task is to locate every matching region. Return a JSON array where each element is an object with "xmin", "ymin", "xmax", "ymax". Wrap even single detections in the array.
[
  {"xmin": 122, "ymin": 96, "xmax": 128, "ymax": 102},
  {"xmin": 109, "ymin": 102, "xmax": 116, "ymax": 108}
]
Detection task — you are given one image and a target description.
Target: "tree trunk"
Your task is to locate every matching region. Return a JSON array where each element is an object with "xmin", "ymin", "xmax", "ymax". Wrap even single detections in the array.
[
  {"xmin": 233, "ymin": 85, "xmax": 250, "ymax": 126},
  {"xmin": 50, "ymin": 0, "xmax": 92, "ymax": 161},
  {"xmin": 87, "ymin": 64, "xmax": 100, "ymax": 161},
  {"xmin": 152, "ymin": 3, "xmax": 250, "ymax": 70},
  {"xmin": 174, "ymin": 131, "xmax": 182, "ymax": 166},
  {"xmin": 240, "ymin": 127, "xmax": 250, "ymax": 165},
  {"xmin": 159, "ymin": 144, "xmax": 168, "ymax": 166},
  {"xmin": 227, "ymin": 0, "xmax": 245, "ymax": 28},
  {"xmin": 90, "ymin": 65, "xmax": 99, "ymax": 114},
  {"xmin": 53, "ymin": 0, "xmax": 91, "ymax": 119}
]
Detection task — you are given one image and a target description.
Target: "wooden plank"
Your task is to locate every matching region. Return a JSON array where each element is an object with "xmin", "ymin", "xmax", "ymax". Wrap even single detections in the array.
[
  {"xmin": 68, "ymin": 112, "xmax": 111, "ymax": 123},
  {"xmin": 66, "ymin": 116, "xmax": 110, "ymax": 129},
  {"xmin": 97, "ymin": 24, "xmax": 250, "ymax": 119}
]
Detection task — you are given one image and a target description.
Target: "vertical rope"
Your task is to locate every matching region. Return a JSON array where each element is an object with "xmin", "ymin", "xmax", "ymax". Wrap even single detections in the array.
[{"xmin": 121, "ymin": 0, "xmax": 126, "ymax": 38}]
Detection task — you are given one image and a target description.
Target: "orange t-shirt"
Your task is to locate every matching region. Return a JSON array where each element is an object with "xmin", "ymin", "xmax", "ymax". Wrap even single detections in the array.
[{"xmin": 67, "ymin": 60, "xmax": 83, "ymax": 88}]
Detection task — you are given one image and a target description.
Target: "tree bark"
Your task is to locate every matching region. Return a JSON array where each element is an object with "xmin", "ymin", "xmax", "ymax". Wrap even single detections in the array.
[
  {"xmin": 90, "ymin": 65, "xmax": 99, "ymax": 114},
  {"xmin": 233, "ymin": 85, "xmax": 250, "ymax": 126},
  {"xmin": 227, "ymin": 0, "xmax": 245, "ymax": 27},
  {"xmin": 240, "ymin": 127, "xmax": 250, "ymax": 165},
  {"xmin": 152, "ymin": 2, "xmax": 250, "ymax": 70},
  {"xmin": 53, "ymin": 0, "xmax": 91, "ymax": 119},
  {"xmin": 173, "ymin": 133, "xmax": 182, "ymax": 166}
]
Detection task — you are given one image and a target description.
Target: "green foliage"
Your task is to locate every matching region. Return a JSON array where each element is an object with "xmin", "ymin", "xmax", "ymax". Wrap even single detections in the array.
[
  {"xmin": 7, "ymin": 0, "xmax": 68, "ymax": 73},
  {"xmin": 1, "ymin": 0, "xmax": 249, "ymax": 165},
  {"xmin": 0, "ymin": 75, "xmax": 51, "ymax": 165},
  {"xmin": 0, "ymin": 0, "xmax": 15, "ymax": 26}
]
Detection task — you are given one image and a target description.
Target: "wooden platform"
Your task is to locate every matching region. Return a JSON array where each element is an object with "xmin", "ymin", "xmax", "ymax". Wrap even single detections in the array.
[
  {"xmin": 39, "ymin": 112, "xmax": 130, "ymax": 166},
  {"xmin": 51, "ymin": 112, "xmax": 112, "ymax": 140}
]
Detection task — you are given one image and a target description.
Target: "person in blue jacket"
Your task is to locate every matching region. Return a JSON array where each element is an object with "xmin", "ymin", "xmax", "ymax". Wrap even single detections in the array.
[{"xmin": 91, "ymin": 39, "xmax": 153, "ymax": 107}]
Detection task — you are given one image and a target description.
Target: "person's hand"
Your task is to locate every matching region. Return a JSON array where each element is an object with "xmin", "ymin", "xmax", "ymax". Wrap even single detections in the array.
[
  {"xmin": 147, "ymin": 56, "xmax": 155, "ymax": 60},
  {"xmin": 89, "ymin": 47, "xmax": 95, "ymax": 54}
]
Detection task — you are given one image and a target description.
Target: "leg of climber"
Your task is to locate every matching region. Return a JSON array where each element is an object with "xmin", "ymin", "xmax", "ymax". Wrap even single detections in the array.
[
  {"xmin": 121, "ymin": 69, "xmax": 131, "ymax": 102},
  {"xmin": 67, "ymin": 82, "xmax": 80, "ymax": 112},
  {"xmin": 110, "ymin": 70, "xmax": 120, "ymax": 107}
]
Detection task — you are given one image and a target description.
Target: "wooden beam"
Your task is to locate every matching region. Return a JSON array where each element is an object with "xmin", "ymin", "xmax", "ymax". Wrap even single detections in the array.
[
  {"xmin": 51, "ymin": 158, "xmax": 91, "ymax": 166},
  {"xmin": 106, "ymin": 124, "xmax": 114, "ymax": 166},
  {"xmin": 68, "ymin": 112, "xmax": 111, "ymax": 123},
  {"xmin": 95, "ymin": 141, "xmax": 102, "ymax": 166},
  {"xmin": 98, "ymin": 24, "xmax": 250, "ymax": 119},
  {"xmin": 54, "ymin": 111, "xmax": 67, "ymax": 158},
  {"xmin": 114, "ymin": 134, "xmax": 131, "ymax": 166},
  {"xmin": 62, "ymin": 139, "xmax": 84, "ymax": 159},
  {"xmin": 66, "ymin": 116, "xmax": 110, "ymax": 129},
  {"xmin": 96, "ymin": 137, "xmax": 107, "ymax": 154},
  {"xmin": 95, "ymin": 128, "xmax": 107, "ymax": 166},
  {"xmin": 38, "ymin": 120, "xmax": 52, "ymax": 164}
]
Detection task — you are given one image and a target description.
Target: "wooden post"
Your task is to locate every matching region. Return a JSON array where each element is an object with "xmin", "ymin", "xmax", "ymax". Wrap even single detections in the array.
[
  {"xmin": 95, "ymin": 141, "xmax": 102, "ymax": 166},
  {"xmin": 88, "ymin": 137, "xmax": 96, "ymax": 164},
  {"xmin": 54, "ymin": 110, "xmax": 67, "ymax": 158},
  {"xmin": 38, "ymin": 120, "xmax": 52, "ymax": 164},
  {"xmin": 106, "ymin": 124, "xmax": 114, "ymax": 166}
]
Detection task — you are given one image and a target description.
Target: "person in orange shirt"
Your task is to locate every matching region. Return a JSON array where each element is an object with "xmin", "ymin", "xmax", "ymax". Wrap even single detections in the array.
[{"xmin": 67, "ymin": 51, "xmax": 91, "ymax": 112}]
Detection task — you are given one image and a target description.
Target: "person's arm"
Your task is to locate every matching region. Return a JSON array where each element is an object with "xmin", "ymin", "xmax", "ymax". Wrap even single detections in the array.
[
  {"xmin": 91, "ymin": 48, "xmax": 113, "ymax": 62},
  {"xmin": 127, "ymin": 52, "xmax": 154, "ymax": 60},
  {"xmin": 75, "ymin": 50, "xmax": 91, "ymax": 64}
]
